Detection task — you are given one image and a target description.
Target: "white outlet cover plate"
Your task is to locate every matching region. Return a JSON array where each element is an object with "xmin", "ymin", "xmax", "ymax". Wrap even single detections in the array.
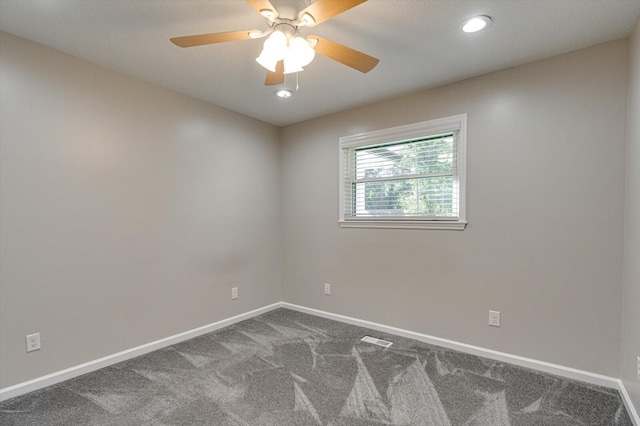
[
  {"xmin": 231, "ymin": 287, "xmax": 238, "ymax": 300},
  {"xmin": 489, "ymin": 311, "xmax": 501, "ymax": 327},
  {"xmin": 324, "ymin": 283, "xmax": 331, "ymax": 295},
  {"xmin": 26, "ymin": 333, "xmax": 41, "ymax": 352}
]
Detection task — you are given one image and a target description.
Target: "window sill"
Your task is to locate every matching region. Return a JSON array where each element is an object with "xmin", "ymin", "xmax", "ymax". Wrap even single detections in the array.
[{"xmin": 339, "ymin": 220, "xmax": 467, "ymax": 230}]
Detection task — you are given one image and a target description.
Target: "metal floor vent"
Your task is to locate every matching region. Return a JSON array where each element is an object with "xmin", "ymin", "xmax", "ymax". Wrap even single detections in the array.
[{"xmin": 361, "ymin": 336, "xmax": 393, "ymax": 348}]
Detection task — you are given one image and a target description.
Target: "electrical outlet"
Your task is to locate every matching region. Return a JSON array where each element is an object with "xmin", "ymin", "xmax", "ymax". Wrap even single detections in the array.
[
  {"xmin": 26, "ymin": 333, "xmax": 41, "ymax": 352},
  {"xmin": 637, "ymin": 356, "xmax": 639, "ymax": 380},
  {"xmin": 231, "ymin": 287, "xmax": 238, "ymax": 300},
  {"xmin": 324, "ymin": 283, "xmax": 331, "ymax": 295},
  {"xmin": 488, "ymin": 311, "xmax": 501, "ymax": 327}
]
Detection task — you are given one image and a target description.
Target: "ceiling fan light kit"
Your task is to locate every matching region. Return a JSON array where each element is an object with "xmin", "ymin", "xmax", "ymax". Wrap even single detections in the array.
[
  {"xmin": 170, "ymin": 0, "xmax": 379, "ymax": 92},
  {"xmin": 256, "ymin": 24, "xmax": 316, "ymax": 75}
]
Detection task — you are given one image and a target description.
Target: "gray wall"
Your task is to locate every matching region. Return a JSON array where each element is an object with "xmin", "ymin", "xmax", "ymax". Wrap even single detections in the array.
[
  {"xmin": 0, "ymin": 32, "xmax": 282, "ymax": 388},
  {"xmin": 280, "ymin": 40, "xmax": 628, "ymax": 377},
  {"xmin": 622, "ymin": 16, "xmax": 640, "ymax": 408}
]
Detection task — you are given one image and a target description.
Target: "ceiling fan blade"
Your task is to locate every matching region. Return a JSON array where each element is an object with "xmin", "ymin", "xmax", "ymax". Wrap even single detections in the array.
[
  {"xmin": 309, "ymin": 36, "xmax": 379, "ymax": 73},
  {"xmin": 298, "ymin": 0, "xmax": 367, "ymax": 27},
  {"xmin": 265, "ymin": 61, "xmax": 285, "ymax": 86},
  {"xmin": 246, "ymin": 0, "xmax": 278, "ymax": 18},
  {"xmin": 170, "ymin": 30, "xmax": 258, "ymax": 48}
]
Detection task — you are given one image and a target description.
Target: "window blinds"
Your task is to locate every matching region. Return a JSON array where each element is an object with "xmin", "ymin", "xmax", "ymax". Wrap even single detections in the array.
[{"xmin": 343, "ymin": 133, "xmax": 460, "ymax": 220}]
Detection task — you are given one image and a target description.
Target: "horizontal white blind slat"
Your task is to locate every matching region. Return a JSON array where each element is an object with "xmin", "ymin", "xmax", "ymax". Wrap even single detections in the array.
[{"xmin": 348, "ymin": 171, "xmax": 454, "ymax": 184}]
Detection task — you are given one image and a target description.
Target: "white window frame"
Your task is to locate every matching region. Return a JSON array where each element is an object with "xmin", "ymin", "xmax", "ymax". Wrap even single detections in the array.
[{"xmin": 339, "ymin": 114, "xmax": 467, "ymax": 230}]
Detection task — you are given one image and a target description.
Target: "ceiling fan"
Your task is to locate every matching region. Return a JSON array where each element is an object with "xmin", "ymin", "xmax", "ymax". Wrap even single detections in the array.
[{"xmin": 170, "ymin": 0, "xmax": 379, "ymax": 87}]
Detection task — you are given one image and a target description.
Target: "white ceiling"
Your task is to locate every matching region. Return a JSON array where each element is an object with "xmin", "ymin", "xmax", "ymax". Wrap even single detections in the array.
[{"xmin": 1, "ymin": 0, "xmax": 639, "ymax": 126}]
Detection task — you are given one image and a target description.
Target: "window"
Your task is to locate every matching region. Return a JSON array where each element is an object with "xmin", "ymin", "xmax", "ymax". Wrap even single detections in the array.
[{"xmin": 339, "ymin": 114, "xmax": 467, "ymax": 230}]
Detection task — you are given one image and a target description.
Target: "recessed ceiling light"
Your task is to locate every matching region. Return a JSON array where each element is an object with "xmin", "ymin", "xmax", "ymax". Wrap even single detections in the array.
[
  {"xmin": 275, "ymin": 89, "xmax": 293, "ymax": 99},
  {"xmin": 462, "ymin": 16, "xmax": 492, "ymax": 33}
]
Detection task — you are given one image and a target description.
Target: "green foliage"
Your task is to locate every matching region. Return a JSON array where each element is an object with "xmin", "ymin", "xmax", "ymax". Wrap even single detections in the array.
[{"xmin": 357, "ymin": 135, "xmax": 455, "ymax": 217}]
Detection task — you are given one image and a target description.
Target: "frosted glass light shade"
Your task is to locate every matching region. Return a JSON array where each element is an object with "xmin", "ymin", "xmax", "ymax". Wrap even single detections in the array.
[
  {"xmin": 256, "ymin": 50, "xmax": 278, "ymax": 72},
  {"xmin": 264, "ymin": 31, "xmax": 287, "ymax": 60},
  {"xmin": 289, "ymin": 36, "xmax": 315, "ymax": 67},
  {"xmin": 283, "ymin": 56, "xmax": 303, "ymax": 74}
]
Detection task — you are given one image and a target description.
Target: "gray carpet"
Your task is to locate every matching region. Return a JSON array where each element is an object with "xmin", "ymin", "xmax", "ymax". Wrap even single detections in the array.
[{"xmin": 0, "ymin": 308, "xmax": 633, "ymax": 425}]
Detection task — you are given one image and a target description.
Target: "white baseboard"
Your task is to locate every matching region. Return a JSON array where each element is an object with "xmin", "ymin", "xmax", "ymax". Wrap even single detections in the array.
[
  {"xmin": 2, "ymin": 300, "xmax": 637, "ymax": 425},
  {"xmin": 0, "ymin": 302, "xmax": 282, "ymax": 402},
  {"xmin": 618, "ymin": 379, "xmax": 640, "ymax": 425}
]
